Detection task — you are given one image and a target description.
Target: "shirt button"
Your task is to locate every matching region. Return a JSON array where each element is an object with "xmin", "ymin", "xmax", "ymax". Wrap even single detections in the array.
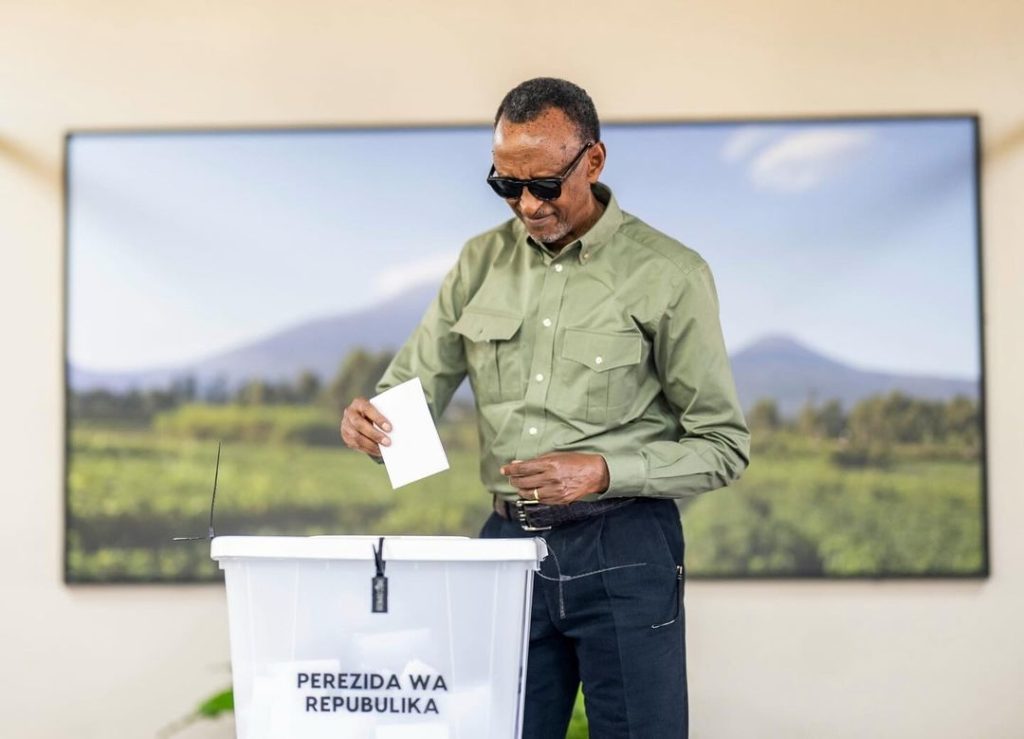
[
  {"xmin": 595, "ymin": 356, "xmax": 603, "ymax": 365},
  {"xmin": 528, "ymin": 427, "xmax": 538, "ymax": 435},
  {"xmin": 535, "ymin": 374, "xmax": 544, "ymax": 382},
  {"xmin": 554, "ymin": 264, "xmax": 563, "ymax": 273},
  {"xmin": 542, "ymin": 318, "xmax": 552, "ymax": 328}
]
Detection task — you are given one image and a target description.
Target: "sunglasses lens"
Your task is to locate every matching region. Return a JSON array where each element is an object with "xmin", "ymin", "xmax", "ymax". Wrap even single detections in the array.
[
  {"xmin": 487, "ymin": 177, "xmax": 561, "ymax": 201},
  {"xmin": 527, "ymin": 180, "xmax": 561, "ymax": 201},
  {"xmin": 488, "ymin": 178, "xmax": 524, "ymax": 199}
]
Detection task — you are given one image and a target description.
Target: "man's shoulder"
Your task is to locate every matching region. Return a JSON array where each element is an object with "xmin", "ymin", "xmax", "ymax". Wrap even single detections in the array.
[
  {"xmin": 616, "ymin": 209, "xmax": 708, "ymax": 278},
  {"xmin": 460, "ymin": 218, "xmax": 520, "ymax": 257},
  {"xmin": 443, "ymin": 220, "xmax": 521, "ymax": 296}
]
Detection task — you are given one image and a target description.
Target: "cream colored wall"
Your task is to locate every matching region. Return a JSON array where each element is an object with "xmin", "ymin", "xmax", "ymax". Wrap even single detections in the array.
[{"xmin": 1, "ymin": 1, "xmax": 1021, "ymax": 736}]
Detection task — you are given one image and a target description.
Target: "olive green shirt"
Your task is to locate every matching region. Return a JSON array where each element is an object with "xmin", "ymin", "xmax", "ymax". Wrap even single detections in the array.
[{"xmin": 376, "ymin": 183, "xmax": 750, "ymax": 501}]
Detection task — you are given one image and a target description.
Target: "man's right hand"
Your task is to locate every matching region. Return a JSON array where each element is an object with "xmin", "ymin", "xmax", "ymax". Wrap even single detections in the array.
[{"xmin": 340, "ymin": 397, "xmax": 392, "ymax": 458}]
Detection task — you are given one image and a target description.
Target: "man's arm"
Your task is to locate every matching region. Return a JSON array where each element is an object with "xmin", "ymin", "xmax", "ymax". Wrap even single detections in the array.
[
  {"xmin": 340, "ymin": 259, "xmax": 468, "ymax": 458},
  {"xmin": 600, "ymin": 261, "xmax": 751, "ymax": 499},
  {"xmin": 374, "ymin": 260, "xmax": 468, "ymax": 420}
]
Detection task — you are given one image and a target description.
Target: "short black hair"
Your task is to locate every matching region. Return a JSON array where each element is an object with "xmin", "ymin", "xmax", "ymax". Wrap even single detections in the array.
[{"xmin": 494, "ymin": 77, "xmax": 600, "ymax": 144}]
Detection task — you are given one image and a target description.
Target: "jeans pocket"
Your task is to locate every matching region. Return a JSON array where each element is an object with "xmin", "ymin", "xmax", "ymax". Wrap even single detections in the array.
[
  {"xmin": 651, "ymin": 500, "xmax": 685, "ymax": 567},
  {"xmin": 601, "ymin": 561, "xmax": 681, "ymax": 629},
  {"xmin": 596, "ymin": 501, "xmax": 684, "ymax": 628}
]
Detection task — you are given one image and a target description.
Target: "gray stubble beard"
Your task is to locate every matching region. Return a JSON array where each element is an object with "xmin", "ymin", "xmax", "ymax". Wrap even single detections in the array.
[{"xmin": 529, "ymin": 217, "xmax": 571, "ymax": 245}]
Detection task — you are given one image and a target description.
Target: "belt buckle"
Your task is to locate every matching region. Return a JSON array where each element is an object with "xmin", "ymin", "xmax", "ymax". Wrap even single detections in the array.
[{"xmin": 513, "ymin": 499, "xmax": 552, "ymax": 532}]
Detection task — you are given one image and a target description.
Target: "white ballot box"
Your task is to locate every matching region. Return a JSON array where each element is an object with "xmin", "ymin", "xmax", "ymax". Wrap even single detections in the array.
[{"xmin": 212, "ymin": 535, "xmax": 547, "ymax": 739}]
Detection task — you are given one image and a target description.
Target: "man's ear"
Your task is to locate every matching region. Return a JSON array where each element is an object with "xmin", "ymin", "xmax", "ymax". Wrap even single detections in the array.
[{"xmin": 587, "ymin": 142, "xmax": 607, "ymax": 183}]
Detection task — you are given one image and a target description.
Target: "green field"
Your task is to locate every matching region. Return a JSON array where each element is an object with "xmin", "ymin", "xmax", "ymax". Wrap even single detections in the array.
[
  {"xmin": 683, "ymin": 435, "xmax": 984, "ymax": 576},
  {"xmin": 67, "ymin": 423, "xmax": 491, "ymax": 581},
  {"xmin": 66, "ymin": 414, "xmax": 985, "ymax": 582}
]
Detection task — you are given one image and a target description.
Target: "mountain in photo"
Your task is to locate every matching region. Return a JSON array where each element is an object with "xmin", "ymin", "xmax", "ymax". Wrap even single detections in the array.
[
  {"xmin": 69, "ymin": 282, "xmax": 439, "ymax": 394},
  {"xmin": 70, "ymin": 284, "xmax": 979, "ymax": 414},
  {"xmin": 730, "ymin": 335, "xmax": 978, "ymax": 415}
]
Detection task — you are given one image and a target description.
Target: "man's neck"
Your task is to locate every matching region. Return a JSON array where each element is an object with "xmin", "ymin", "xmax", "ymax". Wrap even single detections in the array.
[{"xmin": 549, "ymin": 194, "xmax": 606, "ymax": 252}]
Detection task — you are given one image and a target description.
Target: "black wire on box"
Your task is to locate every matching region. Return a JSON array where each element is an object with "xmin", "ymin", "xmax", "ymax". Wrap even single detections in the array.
[
  {"xmin": 372, "ymin": 537, "xmax": 388, "ymax": 613},
  {"xmin": 172, "ymin": 441, "xmax": 222, "ymax": 542}
]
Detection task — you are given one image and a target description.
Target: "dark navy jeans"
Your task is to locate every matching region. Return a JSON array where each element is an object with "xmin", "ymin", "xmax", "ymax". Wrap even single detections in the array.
[{"xmin": 480, "ymin": 498, "xmax": 688, "ymax": 739}]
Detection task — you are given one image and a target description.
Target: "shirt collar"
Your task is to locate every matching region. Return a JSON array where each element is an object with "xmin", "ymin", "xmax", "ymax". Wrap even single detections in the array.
[{"xmin": 516, "ymin": 182, "xmax": 624, "ymax": 263}]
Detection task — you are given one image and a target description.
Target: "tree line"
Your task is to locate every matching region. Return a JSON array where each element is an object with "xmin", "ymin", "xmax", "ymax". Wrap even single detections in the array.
[
  {"xmin": 70, "ymin": 349, "xmax": 397, "ymax": 425},
  {"xmin": 747, "ymin": 392, "xmax": 981, "ymax": 466}
]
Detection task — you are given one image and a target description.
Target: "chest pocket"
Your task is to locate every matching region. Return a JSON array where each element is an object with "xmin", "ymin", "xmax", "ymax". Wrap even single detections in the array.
[
  {"xmin": 451, "ymin": 306, "xmax": 524, "ymax": 404},
  {"xmin": 561, "ymin": 328, "xmax": 644, "ymax": 424}
]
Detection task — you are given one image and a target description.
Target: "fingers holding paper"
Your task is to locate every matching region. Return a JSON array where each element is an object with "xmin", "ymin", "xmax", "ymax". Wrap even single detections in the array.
[
  {"xmin": 340, "ymin": 397, "xmax": 392, "ymax": 458},
  {"xmin": 500, "ymin": 452, "xmax": 610, "ymax": 505}
]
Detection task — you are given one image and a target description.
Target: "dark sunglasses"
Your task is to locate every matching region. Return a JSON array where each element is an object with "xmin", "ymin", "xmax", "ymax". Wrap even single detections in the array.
[{"xmin": 486, "ymin": 142, "xmax": 595, "ymax": 201}]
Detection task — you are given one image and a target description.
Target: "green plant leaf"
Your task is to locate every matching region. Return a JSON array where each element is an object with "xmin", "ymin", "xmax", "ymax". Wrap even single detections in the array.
[{"xmin": 197, "ymin": 688, "xmax": 234, "ymax": 718}]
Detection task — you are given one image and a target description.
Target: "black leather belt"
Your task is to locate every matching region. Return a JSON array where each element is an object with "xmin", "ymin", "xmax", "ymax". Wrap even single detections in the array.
[{"xmin": 493, "ymin": 495, "xmax": 636, "ymax": 532}]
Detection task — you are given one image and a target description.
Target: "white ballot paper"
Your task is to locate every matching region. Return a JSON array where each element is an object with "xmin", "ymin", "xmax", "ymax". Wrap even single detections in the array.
[{"xmin": 371, "ymin": 377, "xmax": 450, "ymax": 489}]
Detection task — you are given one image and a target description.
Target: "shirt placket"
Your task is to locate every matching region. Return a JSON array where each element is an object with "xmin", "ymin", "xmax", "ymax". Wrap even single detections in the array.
[{"xmin": 516, "ymin": 245, "xmax": 575, "ymax": 459}]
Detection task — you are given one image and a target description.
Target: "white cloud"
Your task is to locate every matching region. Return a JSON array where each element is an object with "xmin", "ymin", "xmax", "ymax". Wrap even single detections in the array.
[
  {"xmin": 721, "ymin": 126, "xmax": 776, "ymax": 163},
  {"xmin": 375, "ymin": 250, "xmax": 460, "ymax": 299},
  {"xmin": 748, "ymin": 128, "xmax": 872, "ymax": 193}
]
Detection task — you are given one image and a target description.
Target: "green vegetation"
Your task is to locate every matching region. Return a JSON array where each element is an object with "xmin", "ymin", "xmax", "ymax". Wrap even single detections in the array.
[
  {"xmin": 684, "ymin": 430, "xmax": 982, "ymax": 575},
  {"xmin": 67, "ymin": 383, "xmax": 985, "ymax": 581},
  {"xmin": 683, "ymin": 393, "xmax": 984, "ymax": 576},
  {"xmin": 160, "ymin": 687, "xmax": 234, "ymax": 738},
  {"xmin": 67, "ymin": 423, "xmax": 489, "ymax": 581},
  {"xmin": 155, "ymin": 403, "xmax": 341, "ymax": 446},
  {"xmin": 567, "ymin": 687, "xmax": 588, "ymax": 739}
]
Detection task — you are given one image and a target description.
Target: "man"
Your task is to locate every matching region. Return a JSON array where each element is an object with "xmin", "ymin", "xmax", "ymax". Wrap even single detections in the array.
[{"xmin": 340, "ymin": 78, "xmax": 750, "ymax": 738}]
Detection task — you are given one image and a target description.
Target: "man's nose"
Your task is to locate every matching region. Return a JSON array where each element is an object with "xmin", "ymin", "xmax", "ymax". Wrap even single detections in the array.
[{"xmin": 517, "ymin": 189, "xmax": 546, "ymax": 217}]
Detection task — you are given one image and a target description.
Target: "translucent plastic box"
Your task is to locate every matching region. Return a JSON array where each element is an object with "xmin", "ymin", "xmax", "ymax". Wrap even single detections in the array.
[{"xmin": 212, "ymin": 535, "xmax": 547, "ymax": 739}]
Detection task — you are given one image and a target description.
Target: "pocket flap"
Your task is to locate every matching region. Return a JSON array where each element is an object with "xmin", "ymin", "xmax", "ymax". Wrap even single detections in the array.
[
  {"xmin": 451, "ymin": 306, "xmax": 523, "ymax": 342},
  {"xmin": 562, "ymin": 328, "xmax": 643, "ymax": 372}
]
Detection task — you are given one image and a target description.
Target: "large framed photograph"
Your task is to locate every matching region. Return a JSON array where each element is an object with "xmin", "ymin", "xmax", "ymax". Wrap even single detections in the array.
[{"xmin": 64, "ymin": 116, "xmax": 985, "ymax": 582}]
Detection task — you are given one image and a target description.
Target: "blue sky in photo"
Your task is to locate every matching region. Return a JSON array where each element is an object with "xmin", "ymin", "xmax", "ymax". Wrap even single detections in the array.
[{"xmin": 67, "ymin": 118, "xmax": 980, "ymax": 378}]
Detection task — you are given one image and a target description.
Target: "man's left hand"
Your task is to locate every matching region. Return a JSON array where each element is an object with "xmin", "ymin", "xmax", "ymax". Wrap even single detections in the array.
[{"xmin": 500, "ymin": 453, "xmax": 610, "ymax": 506}]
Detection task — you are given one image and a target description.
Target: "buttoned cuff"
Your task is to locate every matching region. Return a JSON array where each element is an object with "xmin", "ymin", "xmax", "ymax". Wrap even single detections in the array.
[{"xmin": 599, "ymin": 452, "xmax": 647, "ymax": 498}]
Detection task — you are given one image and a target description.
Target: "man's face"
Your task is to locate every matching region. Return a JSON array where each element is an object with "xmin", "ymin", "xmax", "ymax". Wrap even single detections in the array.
[{"xmin": 491, "ymin": 107, "xmax": 605, "ymax": 247}]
